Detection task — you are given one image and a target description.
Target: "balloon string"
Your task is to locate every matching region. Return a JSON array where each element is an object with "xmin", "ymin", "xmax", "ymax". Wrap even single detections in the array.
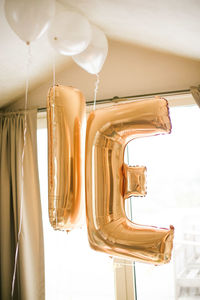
[
  {"xmin": 11, "ymin": 44, "xmax": 31, "ymax": 298},
  {"xmin": 53, "ymin": 50, "xmax": 56, "ymax": 93},
  {"xmin": 93, "ymin": 74, "xmax": 100, "ymax": 111},
  {"xmin": 52, "ymin": 50, "xmax": 58, "ymax": 227}
]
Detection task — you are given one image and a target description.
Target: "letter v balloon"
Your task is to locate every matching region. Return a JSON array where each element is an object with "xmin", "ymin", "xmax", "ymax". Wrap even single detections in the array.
[{"xmin": 47, "ymin": 85, "xmax": 86, "ymax": 231}]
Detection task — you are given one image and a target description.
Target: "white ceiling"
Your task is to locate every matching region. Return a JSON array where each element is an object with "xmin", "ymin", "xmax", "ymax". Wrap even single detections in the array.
[
  {"xmin": 1, "ymin": 0, "xmax": 200, "ymax": 108},
  {"xmin": 61, "ymin": 0, "xmax": 200, "ymax": 59}
]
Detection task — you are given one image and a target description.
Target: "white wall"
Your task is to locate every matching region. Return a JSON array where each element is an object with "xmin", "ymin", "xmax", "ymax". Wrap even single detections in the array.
[{"xmin": 10, "ymin": 39, "xmax": 200, "ymax": 110}]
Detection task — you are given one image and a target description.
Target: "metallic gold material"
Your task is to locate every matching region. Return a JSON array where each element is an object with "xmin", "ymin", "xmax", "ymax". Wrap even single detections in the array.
[
  {"xmin": 123, "ymin": 164, "xmax": 147, "ymax": 198},
  {"xmin": 47, "ymin": 85, "xmax": 86, "ymax": 230},
  {"xmin": 85, "ymin": 98, "xmax": 174, "ymax": 264}
]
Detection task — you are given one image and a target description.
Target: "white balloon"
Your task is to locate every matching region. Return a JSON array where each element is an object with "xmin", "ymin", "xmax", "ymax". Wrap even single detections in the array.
[
  {"xmin": 48, "ymin": 11, "xmax": 92, "ymax": 56},
  {"xmin": 4, "ymin": 0, "xmax": 55, "ymax": 44},
  {"xmin": 72, "ymin": 25, "xmax": 108, "ymax": 74}
]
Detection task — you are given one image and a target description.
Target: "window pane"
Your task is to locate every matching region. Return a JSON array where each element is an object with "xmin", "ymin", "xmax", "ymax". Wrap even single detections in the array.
[
  {"xmin": 37, "ymin": 126, "xmax": 115, "ymax": 300},
  {"xmin": 127, "ymin": 105, "xmax": 200, "ymax": 300}
]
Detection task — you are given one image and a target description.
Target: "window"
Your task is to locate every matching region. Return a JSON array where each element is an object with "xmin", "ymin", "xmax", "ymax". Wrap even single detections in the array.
[
  {"xmin": 37, "ymin": 96, "xmax": 200, "ymax": 300},
  {"xmin": 126, "ymin": 103, "xmax": 200, "ymax": 300},
  {"xmin": 37, "ymin": 114, "xmax": 115, "ymax": 300}
]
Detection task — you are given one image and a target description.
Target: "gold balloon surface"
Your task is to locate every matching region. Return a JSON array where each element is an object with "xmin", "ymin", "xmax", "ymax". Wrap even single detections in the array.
[
  {"xmin": 47, "ymin": 85, "xmax": 86, "ymax": 230},
  {"xmin": 85, "ymin": 98, "xmax": 174, "ymax": 264}
]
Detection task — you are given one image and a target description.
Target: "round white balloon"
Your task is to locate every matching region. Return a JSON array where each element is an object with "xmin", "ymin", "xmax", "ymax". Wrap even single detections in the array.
[
  {"xmin": 48, "ymin": 11, "xmax": 92, "ymax": 56},
  {"xmin": 4, "ymin": 0, "xmax": 55, "ymax": 44},
  {"xmin": 72, "ymin": 25, "xmax": 108, "ymax": 74}
]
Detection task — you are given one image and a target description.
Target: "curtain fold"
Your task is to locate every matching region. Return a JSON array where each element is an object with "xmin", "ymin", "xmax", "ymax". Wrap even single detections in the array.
[{"xmin": 0, "ymin": 110, "xmax": 45, "ymax": 300}]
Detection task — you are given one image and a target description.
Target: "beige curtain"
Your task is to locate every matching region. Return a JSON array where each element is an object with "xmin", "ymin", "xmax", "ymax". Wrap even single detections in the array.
[{"xmin": 0, "ymin": 110, "xmax": 45, "ymax": 300}]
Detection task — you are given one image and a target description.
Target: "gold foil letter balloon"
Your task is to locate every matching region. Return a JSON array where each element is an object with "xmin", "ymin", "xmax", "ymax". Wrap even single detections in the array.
[
  {"xmin": 47, "ymin": 85, "xmax": 86, "ymax": 230},
  {"xmin": 85, "ymin": 98, "xmax": 174, "ymax": 264}
]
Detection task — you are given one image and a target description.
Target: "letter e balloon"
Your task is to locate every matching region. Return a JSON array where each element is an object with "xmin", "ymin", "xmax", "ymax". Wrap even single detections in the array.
[{"xmin": 85, "ymin": 98, "xmax": 174, "ymax": 264}]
